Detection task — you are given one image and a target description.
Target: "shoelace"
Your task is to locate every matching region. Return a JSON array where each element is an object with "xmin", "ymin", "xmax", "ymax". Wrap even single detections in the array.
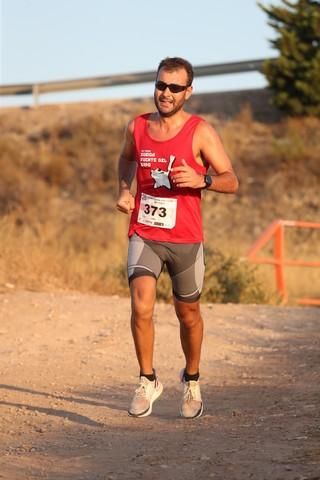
[
  {"xmin": 135, "ymin": 383, "xmax": 147, "ymax": 398},
  {"xmin": 135, "ymin": 378, "xmax": 156, "ymax": 398},
  {"xmin": 184, "ymin": 382, "xmax": 200, "ymax": 401}
]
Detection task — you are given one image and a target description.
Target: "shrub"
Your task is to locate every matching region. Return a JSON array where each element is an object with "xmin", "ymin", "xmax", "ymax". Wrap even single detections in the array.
[{"xmin": 202, "ymin": 248, "xmax": 268, "ymax": 304}]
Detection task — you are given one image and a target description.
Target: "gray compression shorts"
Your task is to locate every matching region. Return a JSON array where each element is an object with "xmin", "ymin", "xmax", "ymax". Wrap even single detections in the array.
[{"xmin": 127, "ymin": 233, "xmax": 205, "ymax": 303}]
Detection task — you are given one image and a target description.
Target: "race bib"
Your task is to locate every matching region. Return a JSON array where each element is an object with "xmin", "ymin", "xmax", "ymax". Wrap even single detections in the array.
[{"xmin": 138, "ymin": 193, "xmax": 177, "ymax": 229}]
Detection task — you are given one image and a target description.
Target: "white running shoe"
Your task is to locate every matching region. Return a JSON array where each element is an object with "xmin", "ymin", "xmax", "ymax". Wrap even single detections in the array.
[
  {"xmin": 180, "ymin": 370, "xmax": 203, "ymax": 419},
  {"xmin": 128, "ymin": 375, "xmax": 163, "ymax": 418}
]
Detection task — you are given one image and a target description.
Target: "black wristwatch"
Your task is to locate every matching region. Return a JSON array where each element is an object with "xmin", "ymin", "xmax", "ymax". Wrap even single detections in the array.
[{"xmin": 202, "ymin": 174, "xmax": 213, "ymax": 189}]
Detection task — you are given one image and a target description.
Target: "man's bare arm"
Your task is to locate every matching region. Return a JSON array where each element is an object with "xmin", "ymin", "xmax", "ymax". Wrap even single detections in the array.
[
  {"xmin": 198, "ymin": 122, "xmax": 238, "ymax": 193},
  {"xmin": 116, "ymin": 121, "xmax": 136, "ymax": 214},
  {"xmin": 171, "ymin": 121, "xmax": 239, "ymax": 193}
]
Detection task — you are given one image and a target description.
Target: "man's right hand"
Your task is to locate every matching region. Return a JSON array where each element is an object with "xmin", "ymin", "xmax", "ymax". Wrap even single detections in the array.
[{"xmin": 116, "ymin": 190, "xmax": 135, "ymax": 214}]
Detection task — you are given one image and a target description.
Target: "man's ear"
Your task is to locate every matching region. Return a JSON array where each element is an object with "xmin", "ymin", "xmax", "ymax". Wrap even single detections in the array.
[{"xmin": 185, "ymin": 85, "xmax": 193, "ymax": 100}]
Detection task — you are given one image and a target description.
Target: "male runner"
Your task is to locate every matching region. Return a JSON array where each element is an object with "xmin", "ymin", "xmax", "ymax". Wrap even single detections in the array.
[{"xmin": 116, "ymin": 57, "xmax": 238, "ymax": 419}]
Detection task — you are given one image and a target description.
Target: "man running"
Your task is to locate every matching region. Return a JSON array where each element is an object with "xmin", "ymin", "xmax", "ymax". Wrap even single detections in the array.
[{"xmin": 116, "ymin": 57, "xmax": 238, "ymax": 419}]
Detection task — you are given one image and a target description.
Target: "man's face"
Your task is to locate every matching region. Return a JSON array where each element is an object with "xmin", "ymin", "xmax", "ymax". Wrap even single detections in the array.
[{"xmin": 154, "ymin": 67, "xmax": 192, "ymax": 118}]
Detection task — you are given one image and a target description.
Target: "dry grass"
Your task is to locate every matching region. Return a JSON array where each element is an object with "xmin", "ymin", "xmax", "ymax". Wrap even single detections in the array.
[
  {"xmin": 0, "ymin": 100, "xmax": 319, "ymax": 303},
  {"xmin": 0, "ymin": 213, "xmax": 130, "ymax": 295}
]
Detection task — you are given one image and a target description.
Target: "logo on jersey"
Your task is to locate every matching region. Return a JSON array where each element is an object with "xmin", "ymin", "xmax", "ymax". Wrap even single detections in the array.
[{"xmin": 151, "ymin": 155, "xmax": 175, "ymax": 189}]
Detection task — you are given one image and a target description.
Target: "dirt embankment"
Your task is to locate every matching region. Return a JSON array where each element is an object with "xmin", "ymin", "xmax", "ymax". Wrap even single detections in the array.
[{"xmin": 0, "ymin": 98, "xmax": 319, "ymax": 248}]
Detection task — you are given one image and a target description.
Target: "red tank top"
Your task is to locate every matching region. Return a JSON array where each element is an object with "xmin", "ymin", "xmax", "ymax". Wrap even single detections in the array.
[{"xmin": 128, "ymin": 113, "xmax": 207, "ymax": 243}]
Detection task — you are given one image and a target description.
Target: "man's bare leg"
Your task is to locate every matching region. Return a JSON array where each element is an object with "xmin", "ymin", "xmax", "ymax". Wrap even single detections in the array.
[
  {"xmin": 128, "ymin": 275, "xmax": 163, "ymax": 417},
  {"xmin": 130, "ymin": 275, "xmax": 157, "ymax": 375},
  {"xmin": 174, "ymin": 297, "xmax": 204, "ymax": 418},
  {"xmin": 174, "ymin": 298, "xmax": 203, "ymax": 374}
]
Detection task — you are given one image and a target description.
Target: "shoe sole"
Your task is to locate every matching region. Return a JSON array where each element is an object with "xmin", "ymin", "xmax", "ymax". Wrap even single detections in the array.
[
  {"xmin": 180, "ymin": 401, "xmax": 204, "ymax": 419},
  {"xmin": 128, "ymin": 382, "xmax": 163, "ymax": 418}
]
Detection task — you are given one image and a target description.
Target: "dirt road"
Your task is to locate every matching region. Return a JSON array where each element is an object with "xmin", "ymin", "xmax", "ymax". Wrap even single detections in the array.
[{"xmin": 0, "ymin": 290, "xmax": 319, "ymax": 480}]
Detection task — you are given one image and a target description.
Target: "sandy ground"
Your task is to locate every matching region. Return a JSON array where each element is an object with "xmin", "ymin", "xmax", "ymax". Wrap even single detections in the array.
[{"xmin": 0, "ymin": 290, "xmax": 319, "ymax": 480}]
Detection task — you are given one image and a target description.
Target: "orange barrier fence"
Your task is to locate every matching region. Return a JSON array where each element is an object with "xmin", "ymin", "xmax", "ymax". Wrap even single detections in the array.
[{"xmin": 246, "ymin": 220, "xmax": 320, "ymax": 305}]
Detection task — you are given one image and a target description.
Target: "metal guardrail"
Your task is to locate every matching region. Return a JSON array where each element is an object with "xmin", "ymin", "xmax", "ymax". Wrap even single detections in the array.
[{"xmin": 0, "ymin": 58, "xmax": 273, "ymax": 106}]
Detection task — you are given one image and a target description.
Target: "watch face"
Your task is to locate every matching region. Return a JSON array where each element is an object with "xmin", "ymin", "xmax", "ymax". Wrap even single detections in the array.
[{"xmin": 205, "ymin": 175, "xmax": 212, "ymax": 188}]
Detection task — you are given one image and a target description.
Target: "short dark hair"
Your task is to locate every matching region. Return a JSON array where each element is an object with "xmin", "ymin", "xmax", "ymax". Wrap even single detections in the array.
[{"xmin": 156, "ymin": 57, "xmax": 194, "ymax": 86}]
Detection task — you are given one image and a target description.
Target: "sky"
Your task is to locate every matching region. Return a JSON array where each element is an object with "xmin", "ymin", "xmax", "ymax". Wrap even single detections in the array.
[{"xmin": 0, "ymin": 0, "xmax": 281, "ymax": 107}]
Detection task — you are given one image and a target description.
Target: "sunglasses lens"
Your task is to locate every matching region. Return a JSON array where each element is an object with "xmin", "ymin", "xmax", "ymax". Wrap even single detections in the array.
[
  {"xmin": 155, "ymin": 81, "xmax": 167, "ymax": 91},
  {"xmin": 170, "ymin": 85, "xmax": 184, "ymax": 93}
]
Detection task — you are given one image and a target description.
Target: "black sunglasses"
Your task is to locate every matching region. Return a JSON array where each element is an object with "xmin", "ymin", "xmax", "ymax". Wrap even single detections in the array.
[{"xmin": 155, "ymin": 80, "xmax": 190, "ymax": 94}]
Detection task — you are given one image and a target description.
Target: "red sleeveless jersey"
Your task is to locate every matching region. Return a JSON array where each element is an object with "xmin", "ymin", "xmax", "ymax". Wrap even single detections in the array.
[{"xmin": 128, "ymin": 113, "xmax": 207, "ymax": 243}]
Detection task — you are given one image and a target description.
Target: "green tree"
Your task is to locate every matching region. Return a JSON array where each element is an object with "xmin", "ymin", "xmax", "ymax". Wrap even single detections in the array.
[{"xmin": 259, "ymin": 0, "xmax": 320, "ymax": 116}]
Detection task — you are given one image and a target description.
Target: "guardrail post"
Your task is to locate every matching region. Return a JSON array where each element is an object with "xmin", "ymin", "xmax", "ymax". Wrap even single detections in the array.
[
  {"xmin": 274, "ymin": 222, "xmax": 287, "ymax": 302},
  {"xmin": 32, "ymin": 84, "xmax": 39, "ymax": 107}
]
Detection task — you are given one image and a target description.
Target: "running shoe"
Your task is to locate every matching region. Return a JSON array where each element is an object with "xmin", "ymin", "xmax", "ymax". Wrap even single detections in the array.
[
  {"xmin": 128, "ymin": 375, "xmax": 163, "ymax": 418},
  {"xmin": 180, "ymin": 370, "xmax": 203, "ymax": 419}
]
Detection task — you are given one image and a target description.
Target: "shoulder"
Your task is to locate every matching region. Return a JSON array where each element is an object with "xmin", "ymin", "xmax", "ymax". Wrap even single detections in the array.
[
  {"xmin": 128, "ymin": 113, "xmax": 152, "ymax": 134},
  {"xmin": 120, "ymin": 119, "xmax": 135, "ymax": 142},
  {"xmin": 194, "ymin": 118, "xmax": 220, "ymax": 143}
]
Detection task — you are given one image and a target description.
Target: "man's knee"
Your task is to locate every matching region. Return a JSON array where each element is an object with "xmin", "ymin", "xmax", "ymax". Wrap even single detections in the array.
[
  {"xmin": 175, "ymin": 301, "xmax": 202, "ymax": 328},
  {"xmin": 131, "ymin": 300, "xmax": 154, "ymax": 324},
  {"xmin": 130, "ymin": 277, "xmax": 156, "ymax": 323}
]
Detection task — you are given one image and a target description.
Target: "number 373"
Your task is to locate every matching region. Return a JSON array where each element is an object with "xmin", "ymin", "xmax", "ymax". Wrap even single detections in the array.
[{"xmin": 144, "ymin": 203, "xmax": 167, "ymax": 217}]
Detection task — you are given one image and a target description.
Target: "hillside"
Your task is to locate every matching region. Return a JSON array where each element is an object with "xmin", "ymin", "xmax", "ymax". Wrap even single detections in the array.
[{"xmin": 0, "ymin": 97, "xmax": 319, "ymax": 301}]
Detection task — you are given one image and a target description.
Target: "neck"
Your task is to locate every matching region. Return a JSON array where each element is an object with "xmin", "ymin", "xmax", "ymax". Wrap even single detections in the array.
[{"xmin": 155, "ymin": 110, "xmax": 189, "ymax": 129}]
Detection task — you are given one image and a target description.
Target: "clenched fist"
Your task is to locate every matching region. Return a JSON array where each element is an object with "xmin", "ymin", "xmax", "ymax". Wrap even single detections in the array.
[{"xmin": 116, "ymin": 190, "xmax": 135, "ymax": 214}]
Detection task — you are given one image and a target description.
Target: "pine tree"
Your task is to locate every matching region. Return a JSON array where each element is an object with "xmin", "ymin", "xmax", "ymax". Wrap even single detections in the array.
[{"xmin": 259, "ymin": 0, "xmax": 320, "ymax": 116}]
